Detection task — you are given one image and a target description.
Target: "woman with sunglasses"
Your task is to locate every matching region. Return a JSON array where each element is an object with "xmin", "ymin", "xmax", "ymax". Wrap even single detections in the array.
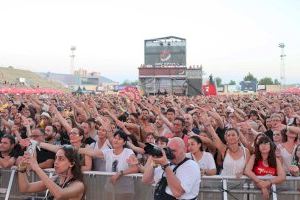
[
  {"xmin": 78, "ymin": 129, "xmax": 139, "ymax": 200},
  {"xmin": 18, "ymin": 145, "xmax": 85, "ymax": 200},
  {"xmin": 289, "ymin": 144, "xmax": 300, "ymax": 176},
  {"xmin": 277, "ymin": 125, "xmax": 300, "ymax": 174},
  {"xmin": 245, "ymin": 136, "xmax": 285, "ymax": 200},
  {"xmin": 48, "ymin": 105, "xmax": 92, "ymax": 171}
]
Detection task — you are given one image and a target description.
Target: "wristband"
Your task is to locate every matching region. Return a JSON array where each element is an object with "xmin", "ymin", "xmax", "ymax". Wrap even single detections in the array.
[
  {"xmin": 161, "ymin": 163, "xmax": 171, "ymax": 171},
  {"xmin": 119, "ymin": 170, "xmax": 124, "ymax": 176},
  {"xmin": 17, "ymin": 167, "xmax": 27, "ymax": 173}
]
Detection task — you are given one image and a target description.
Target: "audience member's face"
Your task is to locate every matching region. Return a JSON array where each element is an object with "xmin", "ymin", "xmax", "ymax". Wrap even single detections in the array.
[
  {"xmin": 69, "ymin": 128, "xmax": 83, "ymax": 144},
  {"xmin": 97, "ymin": 127, "xmax": 107, "ymax": 139},
  {"xmin": 187, "ymin": 138, "xmax": 201, "ymax": 154},
  {"xmin": 166, "ymin": 112, "xmax": 175, "ymax": 122},
  {"xmin": 141, "ymin": 110, "xmax": 149, "ymax": 120},
  {"xmin": 271, "ymin": 117, "xmax": 281, "ymax": 128},
  {"xmin": 156, "ymin": 141, "xmax": 167, "ymax": 148},
  {"xmin": 155, "ymin": 117, "xmax": 164, "ymax": 128},
  {"xmin": 145, "ymin": 134, "xmax": 155, "ymax": 144},
  {"xmin": 10, "ymin": 106, "xmax": 18, "ymax": 115},
  {"xmin": 54, "ymin": 149, "xmax": 72, "ymax": 175},
  {"xmin": 259, "ymin": 142, "xmax": 271, "ymax": 154},
  {"xmin": 273, "ymin": 131, "xmax": 282, "ymax": 143},
  {"xmin": 0, "ymin": 138, "xmax": 13, "ymax": 153},
  {"xmin": 53, "ymin": 122, "xmax": 62, "ymax": 131},
  {"xmin": 192, "ymin": 114, "xmax": 198, "ymax": 123},
  {"xmin": 225, "ymin": 130, "xmax": 239, "ymax": 144},
  {"xmin": 0, "ymin": 109, "xmax": 9, "ymax": 119},
  {"xmin": 112, "ymin": 134, "xmax": 125, "ymax": 149},
  {"xmin": 184, "ymin": 114, "xmax": 193, "ymax": 127},
  {"xmin": 284, "ymin": 106, "xmax": 293, "ymax": 117},
  {"xmin": 173, "ymin": 120, "xmax": 183, "ymax": 134},
  {"xmin": 81, "ymin": 122, "xmax": 90, "ymax": 135},
  {"xmin": 45, "ymin": 126, "xmax": 54, "ymax": 140},
  {"xmin": 266, "ymin": 118, "xmax": 272, "ymax": 129},
  {"xmin": 29, "ymin": 129, "xmax": 44, "ymax": 143}
]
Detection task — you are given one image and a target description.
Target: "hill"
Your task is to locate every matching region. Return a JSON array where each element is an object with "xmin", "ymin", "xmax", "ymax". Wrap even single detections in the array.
[{"xmin": 0, "ymin": 67, "xmax": 67, "ymax": 90}]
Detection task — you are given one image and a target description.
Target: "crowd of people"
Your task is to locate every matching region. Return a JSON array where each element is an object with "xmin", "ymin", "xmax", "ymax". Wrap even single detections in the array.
[{"xmin": 1, "ymin": 91, "xmax": 300, "ymax": 199}]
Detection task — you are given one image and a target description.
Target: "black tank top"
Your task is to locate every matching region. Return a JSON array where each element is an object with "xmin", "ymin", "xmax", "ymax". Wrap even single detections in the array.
[{"xmin": 44, "ymin": 177, "xmax": 84, "ymax": 200}]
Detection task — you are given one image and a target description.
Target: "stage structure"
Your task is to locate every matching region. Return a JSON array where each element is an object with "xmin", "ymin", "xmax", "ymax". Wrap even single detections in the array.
[{"xmin": 139, "ymin": 36, "xmax": 202, "ymax": 96}]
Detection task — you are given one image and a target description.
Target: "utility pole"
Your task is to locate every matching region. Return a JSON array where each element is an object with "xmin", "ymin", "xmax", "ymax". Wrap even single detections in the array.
[
  {"xmin": 278, "ymin": 43, "xmax": 286, "ymax": 88},
  {"xmin": 70, "ymin": 46, "xmax": 76, "ymax": 74}
]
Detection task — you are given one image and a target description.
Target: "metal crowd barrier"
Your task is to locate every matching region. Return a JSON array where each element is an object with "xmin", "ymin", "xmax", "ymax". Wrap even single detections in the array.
[{"xmin": 1, "ymin": 169, "xmax": 300, "ymax": 200}]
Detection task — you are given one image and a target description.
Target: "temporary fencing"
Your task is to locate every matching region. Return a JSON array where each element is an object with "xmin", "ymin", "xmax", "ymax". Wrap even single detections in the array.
[{"xmin": 1, "ymin": 169, "xmax": 300, "ymax": 200}]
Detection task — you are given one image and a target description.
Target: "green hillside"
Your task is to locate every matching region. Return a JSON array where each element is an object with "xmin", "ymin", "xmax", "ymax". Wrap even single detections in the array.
[{"xmin": 0, "ymin": 67, "xmax": 67, "ymax": 90}]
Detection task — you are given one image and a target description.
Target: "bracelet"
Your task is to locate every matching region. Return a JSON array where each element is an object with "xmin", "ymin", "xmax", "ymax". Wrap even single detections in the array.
[
  {"xmin": 161, "ymin": 163, "xmax": 171, "ymax": 171},
  {"xmin": 17, "ymin": 168, "xmax": 26, "ymax": 173}
]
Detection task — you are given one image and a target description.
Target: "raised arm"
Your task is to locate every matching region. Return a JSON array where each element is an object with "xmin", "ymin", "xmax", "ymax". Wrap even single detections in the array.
[
  {"xmin": 40, "ymin": 142, "xmax": 61, "ymax": 153},
  {"xmin": 208, "ymin": 110, "xmax": 225, "ymax": 129},
  {"xmin": 78, "ymin": 147, "xmax": 104, "ymax": 159},
  {"xmin": 49, "ymin": 105, "xmax": 72, "ymax": 134},
  {"xmin": 23, "ymin": 154, "xmax": 84, "ymax": 199},
  {"xmin": 201, "ymin": 116, "xmax": 226, "ymax": 157}
]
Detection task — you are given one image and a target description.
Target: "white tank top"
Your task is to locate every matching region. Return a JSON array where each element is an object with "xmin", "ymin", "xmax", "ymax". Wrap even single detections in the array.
[
  {"xmin": 221, "ymin": 146, "xmax": 246, "ymax": 176},
  {"xmin": 278, "ymin": 143, "xmax": 296, "ymax": 173}
]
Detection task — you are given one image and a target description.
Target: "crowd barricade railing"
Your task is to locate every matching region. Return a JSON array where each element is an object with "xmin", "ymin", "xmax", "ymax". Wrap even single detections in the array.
[{"xmin": 1, "ymin": 168, "xmax": 300, "ymax": 200}]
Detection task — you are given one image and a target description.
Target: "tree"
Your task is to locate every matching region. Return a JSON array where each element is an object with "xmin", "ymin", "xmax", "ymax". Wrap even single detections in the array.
[
  {"xmin": 243, "ymin": 72, "xmax": 257, "ymax": 82},
  {"xmin": 120, "ymin": 79, "xmax": 138, "ymax": 86},
  {"xmin": 274, "ymin": 79, "xmax": 280, "ymax": 85},
  {"xmin": 259, "ymin": 77, "xmax": 274, "ymax": 85},
  {"xmin": 215, "ymin": 77, "xmax": 222, "ymax": 87},
  {"xmin": 228, "ymin": 80, "xmax": 236, "ymax": 85}
]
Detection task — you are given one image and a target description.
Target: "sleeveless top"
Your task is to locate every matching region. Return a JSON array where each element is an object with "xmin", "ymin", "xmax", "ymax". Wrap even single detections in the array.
[
  {"xmin": 44, "ymin": 177, "xmax": 84, "ymax": 200},
  {"xmin": 278, "ymin": 143, "xmax": 296, "ymax": 173},
  {"xmin": 253, "ymin": 160, "xmax": 277, "ymax": 176},
  {"xmin": 221, "ymin": 146, "xmax": 246, "ymax": 176}
]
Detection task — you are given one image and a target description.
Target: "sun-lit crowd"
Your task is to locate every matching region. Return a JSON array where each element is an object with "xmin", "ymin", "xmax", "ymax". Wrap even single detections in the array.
[{"xmin": 1, "ymin": 91, "xmax": 300, "ymax": 199}]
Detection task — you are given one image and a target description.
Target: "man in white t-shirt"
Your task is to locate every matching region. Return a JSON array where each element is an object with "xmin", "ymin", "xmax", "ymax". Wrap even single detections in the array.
[{"xmin": 142, "ymin": 137, "xmax": 200, "ymax": 200}]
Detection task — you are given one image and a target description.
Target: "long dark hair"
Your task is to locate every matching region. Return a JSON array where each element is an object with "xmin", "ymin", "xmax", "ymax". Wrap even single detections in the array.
[
  {"xmin": 254, "ymin": 136, "xmax": 277, "ymax": 169},
  {"xmin": 61, "ymin": 145, "xmax": 83, "ymax": 182},
  {"xmin": 254, "ymin": 133, "xmax": 265, "ymax": 147},
  {"xmin": 189, "ymin": 136, "xmax": 203, "ymax": 151},
  {"xmin": 292, "ymin": 144, "xmax": 300, "ymax": 166}
]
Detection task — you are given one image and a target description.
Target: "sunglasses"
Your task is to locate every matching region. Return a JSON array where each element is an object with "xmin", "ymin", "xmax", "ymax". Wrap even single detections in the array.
[{"xmin": 112, "ymin": 160, "xmax": 118, "ymax": 172}]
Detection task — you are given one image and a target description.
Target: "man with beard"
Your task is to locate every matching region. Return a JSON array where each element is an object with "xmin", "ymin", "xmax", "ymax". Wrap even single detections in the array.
[
  {"xmin": 28, "ymin": 129, "xmax": 55, "ymax": 169},
  {"xmin": 44, "ymin": 125, "xmax": 60, "ymax": 145},
  {"xmin": 0, "ymin": 134, "xmax": 18, "ymax": 168},
  {"xmin": 81, "ymin": 121, "xmax": 96, "ymax": 146},
  {"xmin": 183, "ymin": 114, "xmax": 200, "ymax": 135}
]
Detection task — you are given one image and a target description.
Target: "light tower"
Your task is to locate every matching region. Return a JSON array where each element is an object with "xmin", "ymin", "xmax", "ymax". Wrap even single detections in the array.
[
  {"xmin": 278, "ymin": 43, "xmax": 286, "ymax": 87},
  {"xmin": 70, "ymin": 46, "xmax": 76, "ymax": 74}
]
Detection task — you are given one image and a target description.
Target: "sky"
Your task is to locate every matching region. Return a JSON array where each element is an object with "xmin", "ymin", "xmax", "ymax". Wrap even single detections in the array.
[{"xmin": 0, "ymin": 0, "xmax": 299, "ymax": 84}]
